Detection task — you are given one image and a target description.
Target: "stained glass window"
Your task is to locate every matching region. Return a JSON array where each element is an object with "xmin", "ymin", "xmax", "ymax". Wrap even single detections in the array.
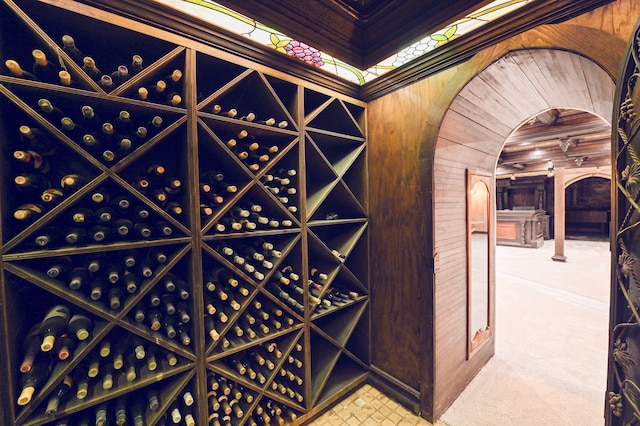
[{"xmin": 151, "ymin": 0, "xmax": 534, "ymax": 85}]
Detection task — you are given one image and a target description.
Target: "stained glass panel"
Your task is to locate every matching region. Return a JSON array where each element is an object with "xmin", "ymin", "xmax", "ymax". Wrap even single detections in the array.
[{"xmin": 152, "ymin": 0, "xmax": 534, "ymax": 85}]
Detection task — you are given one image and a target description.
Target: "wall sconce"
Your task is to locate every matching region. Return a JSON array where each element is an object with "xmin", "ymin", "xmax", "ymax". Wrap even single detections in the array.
[
  {"xmin": 547, "ymin": 160, "xmax": 555, "ymax": 178},
  {"xmin": 510, "ymin": 174, "xmax": 516, "ymax": 181}
]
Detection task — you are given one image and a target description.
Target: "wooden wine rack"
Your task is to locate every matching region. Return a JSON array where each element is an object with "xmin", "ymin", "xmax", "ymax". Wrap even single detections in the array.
[{"xmin": 0, "ymin": 0, "xmax": 369, "ymax": 424}]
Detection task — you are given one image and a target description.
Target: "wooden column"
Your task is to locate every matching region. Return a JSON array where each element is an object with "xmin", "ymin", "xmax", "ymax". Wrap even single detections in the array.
[{"xmin": 552, "ymin": 167, "xmax": 567, "ymax": 261}]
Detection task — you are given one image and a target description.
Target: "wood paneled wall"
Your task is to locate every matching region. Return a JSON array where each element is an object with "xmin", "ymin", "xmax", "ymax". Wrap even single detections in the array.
[{"xmin": 367, "ymin": 0, "xmax": 637, "ymax": 421}]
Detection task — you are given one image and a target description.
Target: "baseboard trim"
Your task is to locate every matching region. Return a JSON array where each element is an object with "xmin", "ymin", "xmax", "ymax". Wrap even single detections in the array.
[{"xmin": 368, "ymin": 365, "xmax": 421, "ymax": 415}]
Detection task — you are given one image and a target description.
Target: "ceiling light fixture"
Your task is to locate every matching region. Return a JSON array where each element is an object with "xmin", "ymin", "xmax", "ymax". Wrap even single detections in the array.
[
  {"xmin": 547, "ymin": 160, "xmax": 555, "ymax": 178},
  {"xmin": 574, "ymin": 157, "xmax": 585, "ymax": 166},
  {"xmin": 559, "ymin": 137, "xmax": 572, "ymax": 152}
]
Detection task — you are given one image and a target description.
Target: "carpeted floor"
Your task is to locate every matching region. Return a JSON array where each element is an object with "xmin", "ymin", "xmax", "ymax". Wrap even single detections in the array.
[
  {"xmin": 308, "ymin": 238, "xmax": 611, "ymax": 426},
  {"xmin": 438, "ymin": 238, "xmax": 611, "ymax": 426}
]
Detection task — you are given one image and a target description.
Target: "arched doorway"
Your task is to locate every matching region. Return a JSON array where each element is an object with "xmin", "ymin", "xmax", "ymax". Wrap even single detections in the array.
[
  {"xmin": 432, "ymin": 48, "xmax": 614, "ymax": 420},
  {"xmin": 566, "ymin": 176, "xmax": 612, "ymax": 239}
]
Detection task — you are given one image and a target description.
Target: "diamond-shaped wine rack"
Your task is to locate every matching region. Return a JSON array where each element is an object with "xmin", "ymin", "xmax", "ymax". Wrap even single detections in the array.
[{"xmin": 0, "ymin": 0, "xmax": 368, "ymax": 424}]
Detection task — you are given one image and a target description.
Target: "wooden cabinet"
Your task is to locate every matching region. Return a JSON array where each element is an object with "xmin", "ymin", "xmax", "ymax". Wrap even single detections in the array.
[
  {"xmin": 496, "ymin": 210, "xmax": 545, "ymax": 248},
  {"xmin": 0, "ymin": 0, "xmax": 369, "ymax": 424}
]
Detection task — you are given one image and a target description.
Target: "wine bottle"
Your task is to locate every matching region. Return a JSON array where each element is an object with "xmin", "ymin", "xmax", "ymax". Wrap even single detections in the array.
[
  {"xmin": 147, "ymin": 388, "xmax": 161, "ymax": 411},
  {"xmin": 17, "ymin": 354, "xmax": 51, "ymax": 405},
  {"xmin": 90, "ymin": 187, "xmax": 110, "ymax": 205},
  {"xmin": 14, "ymin": 149, "xmax": 50, "ymax": 173},
  {"xmin": 163, "ymin": 176, "xmax": 182, "ymax": 194},
  {"xmin": 81, "ymin": 56, "xmax": 101, "ymax": 80},
  {"xmin": 168, "ymin": 402, "xmax": 183, "ymax": 424},
  {"xmin": 89, "ymin": 224, "xmax": 111, "ymax": 242},
  {"xmin": 53, "ymin": 333, "xmax": 75, "ymax": 360},
  {"xmin": 164, "ymin": 201, "xmax": 183, "ymax": 216},
  {"xmin": 113, "ymin": 218, "xmax": 133, "ymax": 238},
  {"xmin": 204, "ymin": 314, "xmax": 221, "ymax": 341},
  {"xmin": 177, "ymin": 323, "xmax": 191, "ymax": 345},
  {"xmin": 61, "ymin": 34, "xmax": 83, "ymax": 64},
  {"xmin": 124, "ymin": 353, "xmax": 139, "ymax": 382},
  {"xmin": 112, "ymin": 110, "xmax": 134, "ymax": 135},
  {"xmin": 137, "ymin": 87, "xmax": 149, "ymax": 101},
  {"xmin": 215, "ymin": 305, "xmax": 229, "ymax": 324},
  {"xmin": 40, "ymin": 188, "xmax": 64, "ymax": 205},
  {"xmin": 133, "ymin": 204, "xmax": 151, "ymax": 221},
  {"xmin": 67, "ymin": 314, "xmax": 93, "ymax": 341},
  {"xmin": 161, "ymin": 294, "xmax": 177, "ymax": 315},
  {"xmin": 111, "ymin": 65, "xmax": 131, "ymax": 86},
  {"xmin": 250, "ymin": 212, "xmax": 270, "ymax": 227},
  {"xmin": 130, "ymin": 54, "xmax": 144, "ymax": 75},
  {"xmin": 58, "ymin": 70, "xmax": 76, "ymax": 87},
  {"xmin": 137, "ymin": 259, "xmax": 154, "ymax": 278},
  {"xmin": 38, "ymin": 305, "xmax": 71, "ymax": 351},
  {"xmin": 212, "ymin": 267, "xmax": 240, "ymax": 287},
  {"xmin": 64, "ymin": 227, "xmax": 87, "ymax": 245},
  {"xmin": 163, "ymin": 316, "xmax": 177, "ymax": 338},
  {"xmin": 89, "ymin": 278, "xmax": 105, "ymax": 301},
  {"xmin": 145, "ymin": 344, "xmax": 158, "ymax": 371},
  {"xmin": 166, "ymin": 92, "xmax": 182, "ymax": 106},
  {"xmin": 147, "ymin": 309, "xmax": 162, "ymax": 331},
  {"xmin": 5, "ymin": 59, "xmax": 37, "ymax": 80},
  {"xmin": 31, "ymin": 49, "xmax": 60, "ymax": 83},
  {"xmin": 281, "ymin": 265, "xmax": 300, "ymax": 281},
  {"xmin": 147, "ymin": 163, "xmax": 166, "ymax": 179},
  {"xmin": 98, "ymin": 74, "xmax": 114, "ymax": 91},
  {"xmin": 92, "ymin": 402, "xmax": 108, "ymax": 426},
  {"xmin": 19, "ymin": 324, "xmax": 41, "ymax": 373},
  {"xmin": 132, "ymin": 304, "xmax": 146, "ymax": 323},
  {"xmin": 310, "ymin": 267, "xmax": 328, "ymax": 282},
  {"xmin": 200, "ymin": 204, "xmax": 214, "ymax": 217},
  {"xmin": 121, "ymin": 272, "xmax": 138, "ymax": 294},
  {"xmin": 14, "ymin": 173, "xmax": 50, "ymax": 193},
  {"xmin": 149, "ymin": 79, "xmax": 167, "ymax": 103},
  {"xmin": 150, "ymin": 188, "xmax": 168, "ymax": 204},
  {"xmin": 19, "ymin": 125, "xmax": 56, "ymax": 155},
  {"xmin": 108, "ymin": 287, "xmax": 123, "ymax": 310},
  {"xmin": 72, "ymin": 362, "xmax": 92, "ymax": 400},
  {"xmin": 217, "ymin": 107, "xmax": 238, "ymax": 118},
  {"xmin": 33, "ymin": 227, "xmax": 59, "ymax": 247},
  {"xmin": 60, "ymin": 116, "xmax": 83, "ymax": 140},
  {"xmin": 211, "ymin": 181, "xmax": 238, "ymax": 195},
  {"xmin": 60, "ymin": 173, "xmax": 86, "ymax": 192},
  {"xmin": 163, "ymin": 69, "xmax": 183, "ymax": 90},
  {"xmin": 177, "ymin": 301, "xmax": 191, "ymax": 323},
  {"xmin": 44, "ymin": 256, "xmax": 72, "ymax": 279},
  {"xmin": 37, "ymin": 99, "xmax": 65, "ymax": 124}
]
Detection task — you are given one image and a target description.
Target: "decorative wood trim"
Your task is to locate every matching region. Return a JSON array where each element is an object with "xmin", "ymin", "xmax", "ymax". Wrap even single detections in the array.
[
  {"xmin": 75, "ymin": 0, "xmax": 613, "ymax": 102},
  {"xmin": 368, "ymin": 365, "xmax": 421, "ymax": 415},
  {"xmin": 465, "ymin": 170, "xmax": 494, "ymax": 359},
  {"xmin": 361, "ymin": 0, "xmax": 614, "ymax": 101}
]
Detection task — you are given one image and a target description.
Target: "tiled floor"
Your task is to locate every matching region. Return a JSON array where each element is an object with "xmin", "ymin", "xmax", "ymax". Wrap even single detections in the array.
[{"xmin": 306, "ymin": 384, "xmax": 432, "ymax": 425}]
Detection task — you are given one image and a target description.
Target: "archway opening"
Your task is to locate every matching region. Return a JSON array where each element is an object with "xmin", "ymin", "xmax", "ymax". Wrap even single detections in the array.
[{"xmin": 435, "ymin": 49, "xmax": 613, "ymax": 424}]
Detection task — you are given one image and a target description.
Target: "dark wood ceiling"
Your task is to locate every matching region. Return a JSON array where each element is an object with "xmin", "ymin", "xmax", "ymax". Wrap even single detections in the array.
[
  {"xmin": 208, "ymin": 1, "xmax": 614, "ymax": 72},
  {"xmin": 497, "ymin": 109, "xmax": 611, "ymax": 177},
  {"xmin": 211, "ymin": 0, "xmax": 493, "ymax": 69}
]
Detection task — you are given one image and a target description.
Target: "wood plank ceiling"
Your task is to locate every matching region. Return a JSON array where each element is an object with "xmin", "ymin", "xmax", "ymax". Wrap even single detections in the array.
[{"xmin": 497, "ymin": 109, "xmax": 611, "ymax": 177}]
